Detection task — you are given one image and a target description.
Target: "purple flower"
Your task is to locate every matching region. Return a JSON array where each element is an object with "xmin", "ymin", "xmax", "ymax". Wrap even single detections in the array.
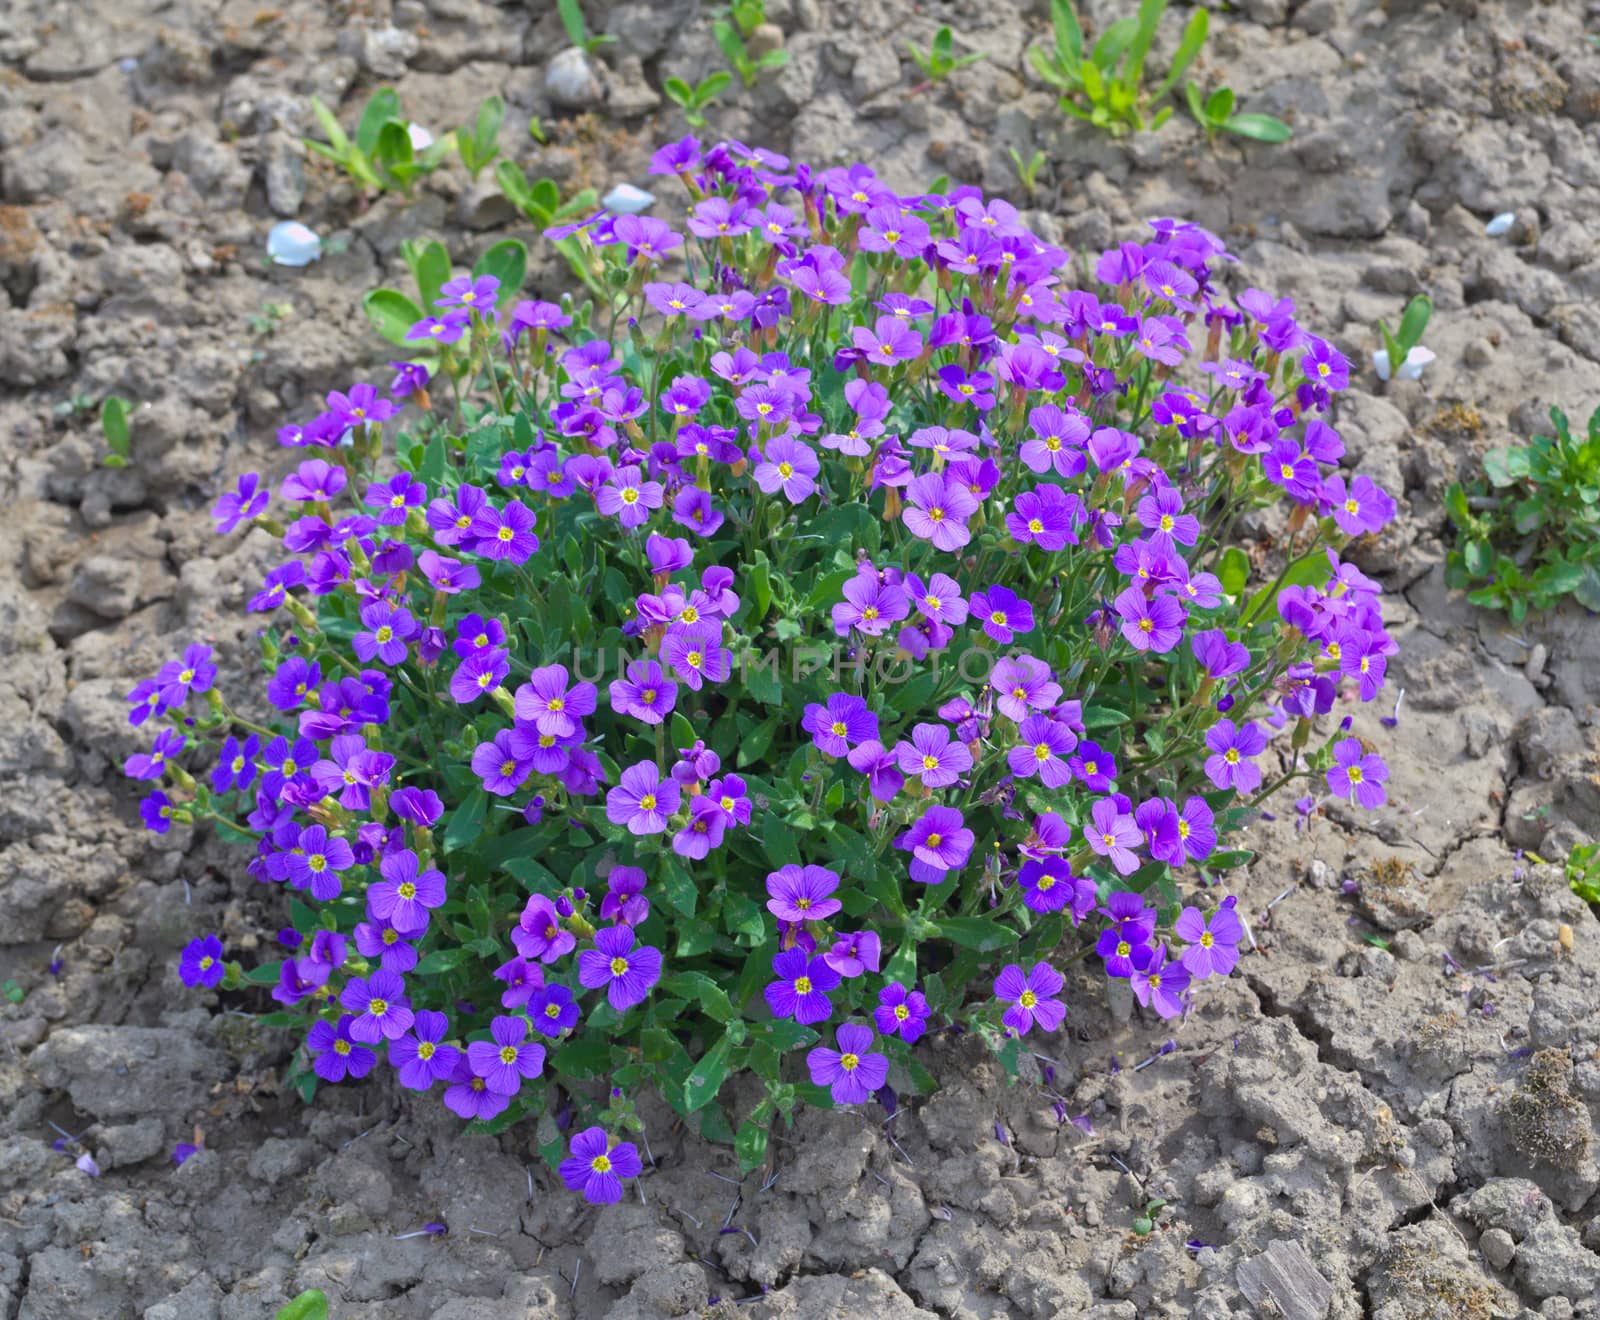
[
  {"xmin": 1174, "ymin": 897, "xmax": 1244, "ymax": 978},
  {"xmin": 368, "ymin": 849, "xmax": 447, "ymax": 934},
  {"xmin": 607, "ymin": 761, "xmax": 681, "ymax": 836},
  {"xmin": 752, "ymin": 436, "xmax": 820, "ymax": 503},
  {"xmin": 418, "ymin": 550, "xmax": 480, "ymax": 594},
  {"xmin": 609, "ymin": 659, "xmax": 678, "ymax": 725},
  {"xmin": 140, "ymin": 789, "xmax": 175, "ymax": 833},
  {"xmin": 896, "ymin": 805, "xmax": 975, "ymax": 884},
  {"xmin": 467, "ymin": 1015, "xmax": 546, "ymax": 1095},
  {"xmin": 341, "ymin": 969, "xmax": 415, "ymax": 1043},
  {"xmin": 1130, "ymin": 944, "xmax": 1191, "ymax": 1019},
  {"xmin": 559, "ymin": 1127, "xmax": 643, "ymax": 1204},
  {"xmin": 470, "ymin": 499, "xmax": 540, "ymax": 563},
  {"xmin": 365, "ymin": 473, "xmax": 426, "ymax": 525},
  {"xmin": 443, "ymin": 1057, "xmax": 510, "ymax": 1121},
  {"xmin": 1084, "ymin": 799, "xmax": 1142, "ymax": 876},
  {"xmin": 765, "ymin": 948, "xmax": 841, "ymax": 1025},
  {"xmin": 894, "ymin": 722, "xmax": 973, "ymax": 789},
  {"xmin": 513, "ymin": 894, "xmax": 576, "ymax": 964},
  {"xmin": 178, "ymin": 935, "xmax": 225, "ymax": 988},
  {"xmin": 601, "ymin": 866, "xmax": 650, "ymax": 927},
  {"xmin": 672, "ymin": 795, "xmax": 728, "ymax": 859},
  {"xmin": 1069, "ymin": 740, "xmax": 1118, "ymax": 792},
  {"xmin": 645, "ymin": 281, "xmax": 705, "ymax": 318},
  {"xmin": 597, "ymin": 465, "xmax": 665, "ymax": 529},
  {"xmin": 407, "ymin": 311, "xmax": 471, "ymax": 345},
  {"xmin": 971, "ymin": 586, "xmax": 1035, "ymax": 644},
  {"xmin": 1114, "ymin": 587, "xmax": 1186, "ymax": 653},
  {"xmin": 126, "ymin": 679, "xmax": 167, "ymax": 726},
  {"xmin": 157, "ymin": 644, "xmax": 218, "ymax": 707},
  {"xmin": 846, "ymin": 740, "xmax": 905, "ymax": 801},
  {"xmin": 436, "ymin": 274, "xmax": 500, "ymax": 313},
  {"xmin": 390, "ymin": 1010, "xmax": 461, "ymax": 1090},
  {"xmin": 613, "ymin": 214, "xmax": 682, "ymax": 264},
  {"xmin": 1323, "ymin": 472, "xmax": 1396, "ymax": 537},
  {"xmin": 210, "ymin": 734, "xmax": 260, "ymax": 794},
  {"xmin": 213, "ymin": 473, "xmax": 268, "ymax": 533},
  {"xmin": 1008, "ymin": 715, "xmax": 1077, "ymax": 788},
  {"xmin": 389, "ymin": 361, "xmax": 430, "ymax": 397},
  {"xmin": 1018, "ymin": 857, "xmax": 1094, "ymax": 918},
  {"xmin": 803, "ymin": 694, "xmax": 879, "ymax": 758},
  {"xmin": 354, "ymin": 919, "xmax": 419, "ymax": 974},
  {"xmin": 994, "ymin": 962, "xmax": 1066, "ymax": 1036},
  {"xmin": 451, "ymin": 648, "xmax": 509, "ymax": 704},
  {"xmin": 906, "ymin": 572, "xmax": 969, "ymax": 625},
  {"xmin": 529, "ymin": 983, "xmax": 580, "ymax": 1037},
  {"xmin": 806, "ymin": 1023, "xmax": 889, "ymax": 1104},
  {"xmin": 577, "ymin": 925, "xmax": 663, "ymax": 1011},
  {"xmin": 1136, "ymin": 485, "xmax": 1201, "ymax": 552},
  {"xmin": 1007, "ymin": 485, "xmax": 1080, "ymax": 552},
  {"xmin": 1192, "ymin": 629, "xmax": 1250, "ymax": 678},
  {"xmin": 832, "ymin": 571, "xmax": 910, "ymax": 638},
  {"xmin": 874, "ymin": 982, "xmax": 930, "ymax": 1043},
  {"xmin": 1203, "ymin": 719, "xmax": 1268, "ymax": 793},
  {"xmin": 307, "ymin": 1016, "xmax": 377, "ymax": 1083},
  {"xmin": 471, "ymin": 729, "xmax": 532, "ymax": 797},
  {"xmin": 660, "ymin": 623, "xmax": 730, "ymax": 691},
  {"xmin": 766, "ymin": 864, "xmax": 842, "ymax": 923},
  {"xmin": 514, "ymin": 664, "xmax": 598, "ymax": 738},
  {"xmin": 903, "ymin": 472, "xmax": 979, "ymax": 552},
  {"xmin": 1327, "ymin": 737, "xmax": 1388, "ymax": 808},
  {"xmin": 284, "ymin": 824, "xmax": 355, "ymax": 901},
  {"xmin": 992, "ymin": 655, "xmax": 1061, "ymax": 722},
  {"xmin": 825, "ymin": 930, "xmax": 882, "ymax": 979},
  {"xmin": 353, "ymin": 600, "xmax": 419, "ymax": 665}
]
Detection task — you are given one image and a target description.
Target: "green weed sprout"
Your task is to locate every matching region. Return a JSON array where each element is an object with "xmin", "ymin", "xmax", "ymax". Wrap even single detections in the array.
[
  {"xmin": 1184, "ymin": 83, "xmax": 1291, "ymax": 144},
  {"xmin": 1027, "ymin": 0, "xmax": 1207, "ymax": 136},
  {"xmin": 101, "ymin": 395, "xmax": 132, "ymax": 469},
  {"xmin": 1008, "ymin": 147, "xmax": 1048, "ymax": 198},
  {"xmin": 729, "ymin": 0, "xmax": 766, "ymax": 37},
  {"xmin": 457, "ymin": 95, "xmax": 505, "ymax": 180},
  {"xmin": 304, "ymin": 89, "xmax": 453, "ymax": 198},
  {"xmin": 558, "ymin": 0, "xmax": 615, "ymax": 54},
  {"xmin": 274, "ymin": 1292, "xmax": 328, "ymax": 1320},
  {"xmin": 715, "ymin": 16, "xmax": 788, "ymax": 87},
  {"xmin": 908, "ymin": 26, "xmax": 987, "ymax": 84},
  {"xmin": 1569, "ymin": 843, "xmax": 1600, "ymax": 905},
  {"xmin": 664, "ymin": 71, "xmax": 734, "ymax": 127},
  {"xmin": 1372, "ymin": 293, "xmax": 1434, "ymax": 383},
  {"xmin": 1445, "ymin": 404, "xmax": 1600, "ymax": 622}
]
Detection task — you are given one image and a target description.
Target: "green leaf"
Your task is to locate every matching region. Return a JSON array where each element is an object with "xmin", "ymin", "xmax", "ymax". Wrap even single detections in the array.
[
  {"xmin": 658, "ymin": 857, "xmax": 699, "ymax": 918},
  {"xmin": 355, "ymin": 88, "xmax": 402, "ymax": 156},
  {"xmin": 1462, "ymin": 539, "xmax": 1493, "ymax": 578},
  {"xmin": 363, "ymin": 288, "xmax": 425, "ymax": 348},
  {"xmin": 1081, "ymin": 705, "xmax": 1129, "ymax": 729},
  {"xmin": 735, "ymin": 1119, "xmax": 768, "ymax": 1174},
  {"xmin": 762, "ymin": 811, "xmax": 802, "ymax": 868},
  {"xmin": 935, "ymin": 916, "xmax": 1015, "ymax": 952},
  {"xmin": 100, "ymin": 395, "xmax": 131, "ymax": 458},
  {"xmin": 308, "ymin": 96, "xmax": 349, "ymax": 156},
  {"xmin": 699, "ymin": 71, "xmax": 734, "ymax": 101},
  {"xmin": 473, "ymin": 238, "xmax": 528, "ymax": 307},
  {"xmin": 443, "ymin": 788, "xmax": 488, "ymax": 853},
  {"xmin": 1217, "ymin": 546, "xmax": 1250, "ymax": 597},
  {"xmin": 1223, "ymin": 112, "xmax": 1293, "ymax": 143},
  {"xmin": 243, "ymin": 959, "xmax": 285, "ymax": 986},
  {"xmin": 413, "ymin": 947, "xmax": 470, "ymax": 976},
  {"xmin": 663, "ymin": 76, "xmax": 693, "ymax": 106},
  {"xmin": 684, "ymin": 1031, "xmax": 735, "ymax": 1112},
  {"xmin": 1395, "ymin": 294, "xmax": 1433, "ymax": 354},
  {"xmin": 1051, "ymin": 0, "xmax": 1084, "ymax": 65},
  {"xmin": 1205, "ymin": 849, "xmax": 1254, "ymax": 871},
  {"xmin": 1154, "ymin": 8, "xmax": 1208, "ymax": 100},
  {"xmin": 402, "ymin": 238, "xmax": 452, "ymax": 313},
  {"xmin": 275, "ymin": 1290, "xmax": 330, "ymax": 1320},
  {"xmin": 1123, "ymin": 0, "xmax": 1167, "ymax": 89},
  {"xmin": 470, "ymin": 94, "xmax": 504, "ymax": 162},
  {"xmin": 1185, "ymin": 79, "xmax": 1208, "ymax": 127},
  {"xmin": 662, "ymin": 971, "xmax": 736, "ymax": 1023}
]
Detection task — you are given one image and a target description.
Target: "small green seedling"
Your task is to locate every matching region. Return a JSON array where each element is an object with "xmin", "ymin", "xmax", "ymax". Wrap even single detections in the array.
[
  {"xmin": 1133, "ymin": 1197, "xmax": 1168, "ymax": 1235},
  {"xmin": 1373, "ymin": 293, "xmax": 1433, "ymax": 383},
  {"xmin": 908, "ymin": 26, "xmax": 987, "ymax": 84},
  {"xmin": 1569, "ymin": 842, "xmax": 1600, "ymax": 905},
  {"xmin": 1, "ymin": 979, "xmax": 24, "ymax": 1005},
  {"xmin": 53, "ymin": 390, "xmax": 96, "ymax": 421},
  {"xmin": 274, "ymin": 1291, "xmax": 328, "ymax": 1320},
  {"xmin": 1184, "ymin": 84, "xmax": 1291, "ymax": 143},
  {"xmin": 664, "ymin": 72, "xmax": 733, "ymax": 127},
  {"xmin": 457, "ymin": 95, "xmax": 505, "ymax": 179},
  {"xmin": 558, "ymin": 0, "xmax": 615, "ymax": 54},
  {"xmin": 1008, "ymin": 147, "xmax": 1048, "ymax": 199},
  {"xmin": 247, "ymin": 301, "xmax": 294, "ymax": 337},
  {"xmin": 101, "ymin": 395, "xmax": 132, "ymax": 468},
  {"xmin": 1445, "ymin": 404, "xmax": 1600, "ymax": 622},
  {"xmin": 1027, "ymin": 0, "xmax": 1206, "ymax": 136},
  {"xmin": 528, "ymin": 115, "xmax": 548, "ymax": 145},
  {"xmin": 714, "ymin": 17, "xmax": 789, "ymax": 87},
  {"xmin": 304, "ymin": 89, "xmax": 453, "ymax": 197},
  {"xmin": 728, "ymin": 0, "xmax": 766, "ymax": 37}
]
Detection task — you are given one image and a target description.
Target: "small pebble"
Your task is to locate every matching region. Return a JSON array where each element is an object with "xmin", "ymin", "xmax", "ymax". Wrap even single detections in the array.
[
  {"xmin": 1525, "ymin": 643, "xmax": 1547, "ymax": 683},
  {"xmin": 1485, "ymin": 211, "xmax": 1515, "ymax": 237},
  {"xmin": 1464, "ymin": 338, "xmax": 1494, "ymax": 367},
  {"xmin": 1481, "ymin": 1226, "xmax": 1516, "ymax": 1270}
]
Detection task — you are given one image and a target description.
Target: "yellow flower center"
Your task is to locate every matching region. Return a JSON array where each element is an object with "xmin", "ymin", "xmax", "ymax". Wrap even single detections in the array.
[
  {"xmin": 794, "ymin": 976, "xmax": 813, "ymax": 994},
  {"xmin": 1018, "ymin": 990, "xmax": 1038, "ymax": 1009},
  {"xmin": 839, "ymin": 1052, "xmax": 860, "ymax": 1071},
  {"xmin": 609, "ymin": 956, "xmax": 630, "ymax": 976}
]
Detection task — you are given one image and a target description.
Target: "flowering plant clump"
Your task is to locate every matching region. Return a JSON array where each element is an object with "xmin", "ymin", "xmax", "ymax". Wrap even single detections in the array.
[{"xmin": 135, "ymin": 137, "xmax": 1400, "ymax": 1201}]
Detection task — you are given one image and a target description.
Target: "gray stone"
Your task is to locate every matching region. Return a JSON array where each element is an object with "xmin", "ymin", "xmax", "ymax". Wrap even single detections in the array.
[
  {"xmin": 545, "ymin": 47, "xmax": 603, "ymax": 110},
  {"xmin": 1481, "ymin": 1226, "xmax": 1516, "ymax": 1270},
  {"xmin": 97, "ymin": 1117, "xmax": 165, "ymax": 1168},
  {"xmin": 29, "ymin": 1025, "xmax": 227, "ymax": 1121},
  {"xmin": 1236, "ymin": 1240, "xmax": 1334, "ymax": 1320}
]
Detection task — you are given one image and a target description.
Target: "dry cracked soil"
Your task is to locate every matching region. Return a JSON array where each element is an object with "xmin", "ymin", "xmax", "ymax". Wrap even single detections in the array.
[{"xmin": 3, "ymin": 0, "xmax": 1600, "ymax": 1316}]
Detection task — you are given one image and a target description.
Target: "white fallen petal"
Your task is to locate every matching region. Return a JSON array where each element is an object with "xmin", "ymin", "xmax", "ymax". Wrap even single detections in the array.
[
  {"xmin": 1371, "ymin": 348, "xmax": 1392, "ymax": 382},
  {"xmin": 75, "ymin": 1153, "xmax": 101, "ymax": 1178},
  {"xmin": 603, "ymin": 183, "xmax": 655, "ymax": 214},
  {"xmin": 1396, "ymin": 346, "xmax": 1435, "ymax": 381},
  {"xmin": 267, "ymin": 220, "xmax": 322, "ymax": 267},
  {"xmin": 1485, "ymin": 211, "xmax": 1515, "ymax": 237},
  {"xmin": 407, "ymin": 122, "xmax": 434, "ymax": 151}
]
